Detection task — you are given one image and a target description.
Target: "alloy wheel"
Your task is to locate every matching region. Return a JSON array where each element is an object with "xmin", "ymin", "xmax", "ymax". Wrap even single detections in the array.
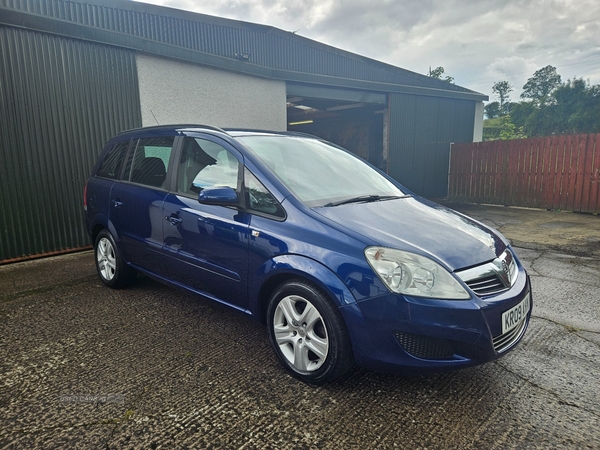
[
  {"xmin": 96, "ymin": 237, "xmax": 117, "ymax": 281},
  {"xmin": 272, "ymin": 295, "xmax": 329, "ymax": 372}
]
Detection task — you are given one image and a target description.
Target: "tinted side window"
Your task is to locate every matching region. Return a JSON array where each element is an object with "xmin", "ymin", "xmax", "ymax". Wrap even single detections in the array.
[
  {"xmin": 177, "ymin": 137, "xmax": 240, "ymax": 196},
  {"xmin": 125, "ymin": 137, "xmax": 175, "ymax": 189},
  {"xmin": 96, "ymin": 141, "xmax": 129, "ymax": 179},
  {"xmin": 244, "ymin": 168, "xmax": 285, "ymax": 219}
]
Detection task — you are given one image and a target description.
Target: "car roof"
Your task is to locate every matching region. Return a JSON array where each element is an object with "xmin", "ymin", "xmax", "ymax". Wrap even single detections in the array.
[{"xmin": 115, "ymin": 124, "xmax": 319, "ymax": 140}]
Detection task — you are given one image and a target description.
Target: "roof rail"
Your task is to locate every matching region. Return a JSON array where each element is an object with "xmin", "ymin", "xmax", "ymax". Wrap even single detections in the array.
[{"xmin": 118, "ymin": 124, "xmax": 229, "ymax": 135}]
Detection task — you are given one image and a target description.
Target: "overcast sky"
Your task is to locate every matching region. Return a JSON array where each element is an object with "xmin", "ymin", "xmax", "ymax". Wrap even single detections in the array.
[{"xmin": 136, "ymin": 0, "xmax": 600, "ymax": 103}]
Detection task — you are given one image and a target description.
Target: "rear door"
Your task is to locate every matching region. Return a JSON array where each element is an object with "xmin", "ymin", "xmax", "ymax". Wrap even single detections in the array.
[
  {"xmin": 109, "ymin": 135, "xmax": 176, "ymax": 276},
  {"xmin": 162, "ymin": 135, "xmax": 250, "ymax": 308},
  {"xmin": 87, "ymin": 140, "xmax": 131, "ymax": 232}
]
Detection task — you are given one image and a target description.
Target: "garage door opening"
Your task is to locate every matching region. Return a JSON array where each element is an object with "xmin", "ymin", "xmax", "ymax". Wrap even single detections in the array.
[{"xmin": 286, "ymin": 95, "xmax": 388, "ymax": 172}]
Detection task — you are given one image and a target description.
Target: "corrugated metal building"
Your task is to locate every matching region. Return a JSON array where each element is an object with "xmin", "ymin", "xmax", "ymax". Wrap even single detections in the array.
[{"xmin": 0, "ymin": 0, "xmax": 488, "ymax": 262}]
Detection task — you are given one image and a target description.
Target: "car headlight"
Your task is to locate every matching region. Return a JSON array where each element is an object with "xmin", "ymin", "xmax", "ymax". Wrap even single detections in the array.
[{"xmin": 364, "ymin": 247, "xmax": 470, "ymax": 300}]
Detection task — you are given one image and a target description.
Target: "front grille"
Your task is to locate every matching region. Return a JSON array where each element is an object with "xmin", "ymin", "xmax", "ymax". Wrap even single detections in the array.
[
  {"xmin": 465, "ymin": 274, "xmax": 505, "ymax": 296},
  {"xmin": 493, "ymin": 317, "xmax": 527, "ymax": 353},
  {"xmin": 394, "ymin": 332, "xmax": 455, "ymax": 360},
  {"xmin": 456, "ymin": 249, "xmax": 518, "ymax": 297}
]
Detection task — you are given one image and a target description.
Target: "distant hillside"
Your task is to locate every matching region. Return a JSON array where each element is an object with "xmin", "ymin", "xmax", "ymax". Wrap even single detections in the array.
[{"xmin": 483, "ymin": 117, "xmax": 504, "ymax": 141}]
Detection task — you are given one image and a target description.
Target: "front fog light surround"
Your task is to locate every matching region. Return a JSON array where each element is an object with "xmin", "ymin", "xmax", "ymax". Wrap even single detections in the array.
[{"xmin": 365, "ymin": 247, "xmax": 470, "ymax": 300}]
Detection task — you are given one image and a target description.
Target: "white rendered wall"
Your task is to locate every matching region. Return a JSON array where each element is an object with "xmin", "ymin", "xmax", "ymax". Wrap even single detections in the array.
[
  {"xmin": 473, "ymin": 101, "xmax": 484, "ymax": 142},
  {"xmin": 136, "ymin": 53, "xmax": 287, "ymax": 130}
]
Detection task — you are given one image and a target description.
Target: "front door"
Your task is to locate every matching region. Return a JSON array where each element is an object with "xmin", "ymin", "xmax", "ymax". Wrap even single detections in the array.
[{"xmin": 162, "ymin": 135, "xmax": 250, "ymax": 308}]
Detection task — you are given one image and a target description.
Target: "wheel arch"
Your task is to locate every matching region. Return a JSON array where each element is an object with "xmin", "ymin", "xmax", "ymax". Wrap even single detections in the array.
[
  {"xmin": 252, "ymin": 254, "xmax": 357, "ymax": 325},
  {"xmin": 89, "ymin": 214, "xmax": 120, "ymax": 247},
  {"xmin": 91, "ymin": 223, "xmax": 106, "ymax": 245}
]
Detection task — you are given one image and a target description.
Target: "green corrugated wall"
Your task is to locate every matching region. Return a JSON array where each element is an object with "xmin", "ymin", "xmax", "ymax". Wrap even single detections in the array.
[
  {"xmin": 0, "ymin": 26, "xmax": 141, "ymax": 261},
  {"xmin": 388, "ymin": 93, "xmax": 475, "ymax": 198}
]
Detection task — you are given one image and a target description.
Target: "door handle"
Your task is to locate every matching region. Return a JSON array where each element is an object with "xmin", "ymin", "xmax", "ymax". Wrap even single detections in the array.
[{"xmin": 166, "ymin": 215, "xmax": 182, "ymax": 225}]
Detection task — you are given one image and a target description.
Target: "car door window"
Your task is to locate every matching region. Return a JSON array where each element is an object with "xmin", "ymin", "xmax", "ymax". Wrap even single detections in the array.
[
  {"xmin": 177, "ymin": 137, "xmax": 240, "ymax": 196},
  {"xmin": 96, "ymin": 141, "xmax": 129, "ymax": 179},
  {"xmin": 125, "ymin": 137, "xmax": 175, "ymax": 189},
  {"xmin": 244, "ymin": 168, "xmax": 285, "ymax": 219}
]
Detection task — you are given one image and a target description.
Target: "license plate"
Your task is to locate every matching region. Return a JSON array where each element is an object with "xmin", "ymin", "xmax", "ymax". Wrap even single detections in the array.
[{"xmin": 502, "ymin": 293, "xmax": 530, "ymax": 334}]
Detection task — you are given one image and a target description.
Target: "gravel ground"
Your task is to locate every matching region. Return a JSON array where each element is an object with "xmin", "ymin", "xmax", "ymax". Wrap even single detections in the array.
[{"xmin": 1, "ymin": 205, "xmax": 599, "ymax": 449}]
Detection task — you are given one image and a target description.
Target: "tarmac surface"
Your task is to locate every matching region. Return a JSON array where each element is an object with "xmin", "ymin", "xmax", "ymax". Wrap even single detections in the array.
[
  {"xmin": 1, "ymin": 203, "xmax": 599, "ymax": 449},
  {"xmin": 442, "ymin": 202, "xmax": 600, "ymax": 258}
]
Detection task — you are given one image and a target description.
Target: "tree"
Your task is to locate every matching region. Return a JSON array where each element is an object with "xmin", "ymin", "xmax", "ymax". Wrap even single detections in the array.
[
  {"xmin": 492, "ymin": 81, "xmax": 513, "ymax": 114},
  {"xmin": 485, "ymin": 66, "xmax": 599, "ymax": 138},
  {"xmin": 503, "ymin": 101, "xmax": 516, "ymax": 115},
  {"xmin": 428, "ymin": 66, "xmax": 454, "ymax": 84},
  {"xmin": 511, "ymin": 102, "xmax": 557, "ymax": 136},
  {"xmin": 509, "ymin": 101, "xmax": 535, "ymax": 131},
  {"xmin": 552, "ymin": 78, "xmax": 600, "ymax": 134},
  {"xmin": 482, "ymin": 114, "xmax": 527, "ymax": 141},
  {"xmin": 509, "ymin": 77, "xmax": 600, "ymax": 136},
  {"xmin": 520, "ymin": 65, "xmax": 562, "ymax": 105},
  {"xmin": 498, "ymin": 115, "xmax": 526, "ymax": 140},
  {"xmin": 484, "ymin": 101, "xmax": 500, "ymax": 119}
]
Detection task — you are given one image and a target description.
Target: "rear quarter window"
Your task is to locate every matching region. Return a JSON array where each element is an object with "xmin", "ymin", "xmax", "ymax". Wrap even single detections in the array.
[
  {"xmin": 125, "ymin": 136, "xmax": 175, "ymax": 189},
  {"xmin": 96, "ymin": 141, "xmax": 129, "ymax": 179}
]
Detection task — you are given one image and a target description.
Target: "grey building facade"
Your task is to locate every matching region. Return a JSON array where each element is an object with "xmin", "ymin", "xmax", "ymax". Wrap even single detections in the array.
[{"xmin": 0, "ymin": 0, "xmax": 487, "ymax": 262}]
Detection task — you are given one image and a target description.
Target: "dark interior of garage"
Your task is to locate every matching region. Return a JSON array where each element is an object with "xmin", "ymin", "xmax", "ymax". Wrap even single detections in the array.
[{"xmin": 286, "ymin": 97, "xmax": 386, "ymax": 171}]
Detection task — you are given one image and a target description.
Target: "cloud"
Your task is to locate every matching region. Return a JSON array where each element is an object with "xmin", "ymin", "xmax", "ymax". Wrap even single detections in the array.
[{"xmin": 482, "ymin": 57, "xmax": 540, "ymax": 99}]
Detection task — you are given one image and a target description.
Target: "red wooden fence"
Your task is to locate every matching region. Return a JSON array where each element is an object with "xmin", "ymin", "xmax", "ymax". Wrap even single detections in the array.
[{"xmin": 448, "ymin": 134, "xmax": 600, "ymax": 213}]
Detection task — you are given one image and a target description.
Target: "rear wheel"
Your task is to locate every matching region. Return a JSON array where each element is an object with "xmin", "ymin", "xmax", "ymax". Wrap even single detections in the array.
[
  {"xmin": 94, "ymin": 230, "xmax": 135, "ymax": 288},
  {"xmin": 267, "ymin": 279, "xmax": 354, "ymax": 384}
]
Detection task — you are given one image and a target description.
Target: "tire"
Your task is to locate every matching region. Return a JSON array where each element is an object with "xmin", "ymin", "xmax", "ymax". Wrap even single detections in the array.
[
  {"xmin": 94, "ymin": 229, "xmax": 136, "ymax": 288},
  {"xmin": 267, "ymin": 279, "xmax": 354, "ymax": 384}
]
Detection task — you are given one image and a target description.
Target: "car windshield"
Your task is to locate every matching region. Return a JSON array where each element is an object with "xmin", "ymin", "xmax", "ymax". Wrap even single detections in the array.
[{"xmin": 236, "ymin": 135, "xmax": 407, "ymax": 207}]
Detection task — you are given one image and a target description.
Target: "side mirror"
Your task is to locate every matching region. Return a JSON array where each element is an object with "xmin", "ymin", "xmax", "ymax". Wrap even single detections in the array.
[{"xmin": 198, "ymin": 186, "xmax": 239, "ymax": 206}]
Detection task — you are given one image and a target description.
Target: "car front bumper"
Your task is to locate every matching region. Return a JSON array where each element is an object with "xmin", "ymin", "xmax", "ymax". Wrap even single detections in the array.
[{"xmin": 339, "ymin": 268, "xmax": 532, "ymax": 374}]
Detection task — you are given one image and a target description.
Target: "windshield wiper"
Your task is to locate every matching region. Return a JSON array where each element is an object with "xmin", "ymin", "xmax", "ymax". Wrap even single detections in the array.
[{"xmin": 323, "ymin": 194, "xmax": 410, "ymax": 207}]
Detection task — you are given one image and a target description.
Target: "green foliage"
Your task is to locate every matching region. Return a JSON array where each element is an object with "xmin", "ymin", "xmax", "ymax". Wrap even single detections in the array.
[
  {"xmin": 552, "ymin": 78, "xmax": 600, "ymax": 134},
  {"xmin": 492, "ymin": 81, "xmax": 513, "ymax": 113},
  {"xmin": 428, "ymin": 66, "xmax": 454, "ymax": 84},
  {"xmin": 499, "ymin": 115, "xmax": 526, "ymax": 140},
  {"xmin": 486, "ymin": 66, "xmax": 600, "ymax": 138},
  {"xmin": 484, "ymin": 101, "xmax": 500, "ymax": 119},
  {"xmin": 512, "ymin": 77, "xmax": 600, "ymax": 136},
  {"xmin": 520, "ymin": 65, "xmax": 562, "ymax": 105},
  {"xmin": 429, "ymin": 66, "xmax": 444, "ymax": 78},
  {"xmin": 483, "ymin": 116, "xmax": 526, "ymax": 141},
  {"xmin": 485, "ymin": 81, "xmax": 514, "ymax": 121},
  {"xmin": 483, "ymin": 117, "xmax": 503, "ymax": 140}
]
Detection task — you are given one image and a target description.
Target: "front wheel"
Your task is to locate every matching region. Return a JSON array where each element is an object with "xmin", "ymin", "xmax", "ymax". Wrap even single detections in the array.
[
  {"xmin": 267, "ymin": 279, "xmax": 354, "ymax": 384},
  {"xmin": 94, "ymin": 229, "xmax": 135, "ymax": 288}
]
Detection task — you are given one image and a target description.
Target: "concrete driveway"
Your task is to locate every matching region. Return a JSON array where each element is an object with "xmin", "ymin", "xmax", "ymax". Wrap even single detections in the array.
[
  {"xmin": 443, "ymin": 201, "xmax": 600, "ymax": 258},
  {"xmin": 1, "ymin": 204, "xmax": 599, "ymax": 449}
]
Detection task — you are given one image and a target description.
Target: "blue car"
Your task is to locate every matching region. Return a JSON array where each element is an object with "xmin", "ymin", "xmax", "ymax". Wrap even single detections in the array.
[{"xmin": 84, "ymin": 125, "xmax": 531, "ymax": 384}]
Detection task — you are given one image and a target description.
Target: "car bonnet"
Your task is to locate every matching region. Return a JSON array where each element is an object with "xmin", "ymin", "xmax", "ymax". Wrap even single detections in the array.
[{"xmin": 313, "ymin": 197, "xmax": 506, "ymax": 271}]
